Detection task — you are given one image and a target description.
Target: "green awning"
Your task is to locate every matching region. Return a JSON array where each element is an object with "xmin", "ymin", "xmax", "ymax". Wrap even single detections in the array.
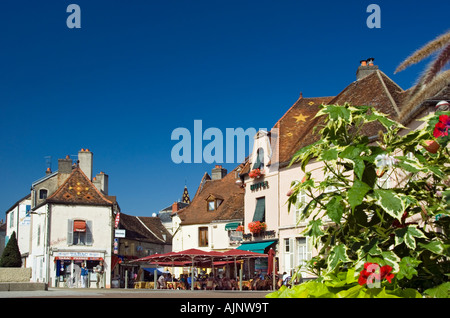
[
  {"xmin": 236, "ymin": 240, "xmax": 276, "ymax": 254},
  {"xmin": 225, "ymin": 222, "xmax": 240, "ymax": 231},
  {"xmin": 252, "ymin": 197, "xmax": 265, "ymax": 222}
]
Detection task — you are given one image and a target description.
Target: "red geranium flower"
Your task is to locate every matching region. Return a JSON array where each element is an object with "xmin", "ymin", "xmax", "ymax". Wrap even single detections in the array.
[
  {"xmin": 433, "ymin": 115, "xmax": 450, "ymax": 138},
  {"xmin": 358, "ymin": 262, "xmax": 394, "ymax": 286}
]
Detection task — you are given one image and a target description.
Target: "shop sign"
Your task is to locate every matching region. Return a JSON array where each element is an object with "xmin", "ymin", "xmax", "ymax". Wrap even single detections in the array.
[
  {"xmin": 53, "ymin": 251, "xmax": 103, "ymax": 260},
  {"xmin": 115, "ymin": 229, "xmax": 126, "ymax": 238},
  {"xmin": 114, "ymin": 212, "xmax": 120, "ymax": 228},
  {"xmin": 250, "ymin": 181, "xmax": 269, "ymax": 191}
]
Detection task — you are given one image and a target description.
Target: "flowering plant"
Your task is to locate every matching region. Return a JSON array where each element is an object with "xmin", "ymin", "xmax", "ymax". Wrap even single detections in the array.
[
  {"xmin": 249, "ymin": 168, "xmax": 264, "ymax": 178},
  {"xmin": 268, "ymin": 104, "xmax": 450, "ymax": 299},
  {"xmin": 358, "ymin": 262, "xmax": 394, "ymax": 286},
  {"xmin": 236, "ymin": 225, "xmax": 244, "ymax": 232},
  {"xmin": 248, "ymin": 221, "xmax": 266, "ymax": 234},
  {"xmin": 433, "ymin": 114, "xmax": 450, "ymax": 138}
]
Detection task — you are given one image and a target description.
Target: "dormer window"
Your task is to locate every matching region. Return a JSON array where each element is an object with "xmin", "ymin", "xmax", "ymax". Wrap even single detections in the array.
[
  {"xmin": 206, "ymin": 194, "xmax": 223, "ymax": 211},
  {"xmin": 39, "ymin": 189, "xmax": 48, "ymax": 199}
]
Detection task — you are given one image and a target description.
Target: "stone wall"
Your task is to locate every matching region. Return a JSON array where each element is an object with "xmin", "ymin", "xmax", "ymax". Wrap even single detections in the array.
[{"xmin": 0, "ymin": 268, "xmax": 32, "ymax": 282}]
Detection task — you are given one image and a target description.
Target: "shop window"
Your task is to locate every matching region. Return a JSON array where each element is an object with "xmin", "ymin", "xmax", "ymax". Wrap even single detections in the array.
[{"xmin": 198, "ymin": 227, "xmax": 208, "ymax": 247}]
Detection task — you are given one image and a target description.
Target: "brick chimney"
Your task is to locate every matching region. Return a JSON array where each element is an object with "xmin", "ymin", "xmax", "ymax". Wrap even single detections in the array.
[
  {"xmin": 211, "ymin": 165, "xmax": 227, "ymax": 180},
  {"xmin": 93, "ymin": 171, "xmax": 109, "ymax": 195},
  {"xmin": 172, "ymin": 202, "xmax": 180, "ymax": 213},
  {"xmin": 356, "ymin": 58, "xmax": 378, "ymax": 80},
  {"xmin": 58, "ymin": 155, "xmax": 73, "ymax": 174},
  {"xmin": 78, "ymin": 148, "xmax": 93, "ymax": 181}
]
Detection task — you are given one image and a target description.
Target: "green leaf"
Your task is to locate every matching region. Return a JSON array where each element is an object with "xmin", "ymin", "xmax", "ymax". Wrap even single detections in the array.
[
  {"xmin": 327, "ymin": 244, "xmax": 350, "ymax": 272},
  {"xmin": 418, "ymin": 240, "xmax": 445, "ymax": 255},
  {"xmin": 325, "ymin": 196, "xmax": 344, "ymax": 224},
  {"xmin": 303, "ymin": 219, "xmax": 324, "ymax": 240},
  {"xmin": 397, "ymin": 257, "xmax": 421, "ymax": 280},
  {"xmin": 381, "ymin": 251, "xmax": 400, "ymax": 272},
  {"xmin": 395, "ymin": 225, "xmax": 426, "ymax": 249},
  {"xmin": 348, "ymin": 180, "xmax": 371, "ymax": 211},
  {"xmin": 424, "ymin": 282, "xmax": 450, "ymax": 298},
  {"xmin": 336, "ymin": 284, "xmax": 363, "ymax": 298},
  {"xmin": 320, "ymin": 148, "xmax": 339, "ymax": 161},
  {"xmin": 373, "ymin": 189, "xmax": 405, "ymax": 220}
]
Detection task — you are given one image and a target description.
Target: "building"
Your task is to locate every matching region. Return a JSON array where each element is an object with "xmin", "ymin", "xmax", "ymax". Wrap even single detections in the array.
[
  {"xmin": 5, "ymin": 149, "xmax": 120, "ymax": 288},
  {"xmin": 157, "ymin": 186, "xmax": 190, "ymax": 235},
  {"xmin": 172, "ymin": 165, "xmax": 245, "ymax": 254},
  {"xmin": 239, "ymin": 58, "xmax": 447, "ymax": 279},
  {"xmin": 112, "ymin": 212, "xmax": 172, "ymax": 287}
]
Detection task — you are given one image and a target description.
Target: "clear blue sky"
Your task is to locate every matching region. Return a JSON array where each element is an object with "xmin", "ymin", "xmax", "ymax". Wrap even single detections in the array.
[{"xmin": 0, "ymin": 0, "xmax": 448, "ymax": 218}]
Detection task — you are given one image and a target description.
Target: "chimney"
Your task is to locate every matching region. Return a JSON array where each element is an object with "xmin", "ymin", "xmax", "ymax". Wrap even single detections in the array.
[
  {"xmin": 78, "ymin": 148, "xmax": 93, "ymax": 181},
  {"xmin": 93, "ymin": 171, "xmax": 109, "ymax": 195},
  {"xmin": 58, "ymin": 155, "xmax": 73, "ymax": 174},
  {"xmin": 172, "ymin": 202, "xmax": 179, "ymax": 213},
  {"xmin": 45, "ymin": 167, "xmax": 52, "ymax": 175},
  {"xmin": 211, "ymin": 165, "xmax": 227, "ymax": 180},
  {"xmin": 356, "ymin": 57, "xmax": 379, "ymax": 80}
]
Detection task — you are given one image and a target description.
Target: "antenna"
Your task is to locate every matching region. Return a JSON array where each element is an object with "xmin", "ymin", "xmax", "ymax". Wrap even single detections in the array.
[{"xmin": 44, "ymin": 156, "xmax": 52, "ymax": 170}]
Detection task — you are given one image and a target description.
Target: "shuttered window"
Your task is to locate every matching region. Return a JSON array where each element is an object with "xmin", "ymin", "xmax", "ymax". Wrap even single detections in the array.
[
  {"xmin": 252, "ymin": 197, "xmax": 266, "ymax": 222},
  {"xmin": 198, "ymin": 227, "xmax": 208, "ymax": 247},
  {"xmin": 67, "ymin": 219, "xmax": 93, "ymax": 246}
]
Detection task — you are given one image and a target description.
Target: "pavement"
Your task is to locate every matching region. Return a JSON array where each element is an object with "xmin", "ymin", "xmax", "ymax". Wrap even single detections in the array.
[{"xmin": 0, "ymin": 287, "xmax": 271, "ymax": 298}]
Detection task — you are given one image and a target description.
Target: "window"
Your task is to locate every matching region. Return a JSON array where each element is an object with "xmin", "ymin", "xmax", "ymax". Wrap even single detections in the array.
[
  {"xmin": 253, "ymin": 148, "xmax": 264, "ymax": 170},
  {"xmin": 294, "ymin": 190, "xmax": 307, "ymax": 225},
  {"xmin": 198, "ymin": 227, "xmax": 208, "ymax": 247},
  {"xmin": 37, "ymin": 226, "xmax": 41, "ymax": 246},
  {"xmin": 206, "ymin": 196, "xmax": 223, "ymax": 211},
  {"xmin": 252, "ymin": 197, "xmax": 266, "ymax": 222},
  {"xmin": 284, "ymin": 238, "xmax": 294, "ymax": 274},
  {"xmin": 297, "ymin": 237, "xmax": 312, "ymax": 271},
  {"xmin": 207, "ymin": 200, "xmax": 216, "ymax": 211},
  {"xmin": 39, "ymin": 189, "xmax": 48, "ymax": 200},
  {"xmin": 67, "ymin": 219, "xmax": 93, "ymax": 246}
]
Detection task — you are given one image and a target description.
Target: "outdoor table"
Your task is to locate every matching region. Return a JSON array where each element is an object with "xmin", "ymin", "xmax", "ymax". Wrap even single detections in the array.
[{"xmin": 134, "ymin": 281, "xmax": 146, "ymax": 289}]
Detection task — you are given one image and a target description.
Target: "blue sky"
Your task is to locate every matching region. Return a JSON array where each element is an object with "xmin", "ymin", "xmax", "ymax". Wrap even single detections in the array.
[{"xmin": 0, "ymin": 0, "xmax": 448, "ymax": 217}]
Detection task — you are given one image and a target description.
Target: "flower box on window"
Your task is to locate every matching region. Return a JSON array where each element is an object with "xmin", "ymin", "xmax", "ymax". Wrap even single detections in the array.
[
  {"xmin": 248, "ymin": 221, "xmax": 267, "ymax": 234},
  {"xmin": 248, "ymin": 168, "xmax": 265, "ymax": 179}
]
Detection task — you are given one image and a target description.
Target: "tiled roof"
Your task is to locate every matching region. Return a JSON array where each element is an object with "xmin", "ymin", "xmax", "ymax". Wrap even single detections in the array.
[
  {"xmin": 177, "ymin": 166, "xmax": 245, "ymax": 225},
  {"xmin": 241, "ymin": 68, "xmax": 407, "ymax": 173},
  {"xmin": 47, "ymin": 166, "xmax": 113, "ymax": 206}
]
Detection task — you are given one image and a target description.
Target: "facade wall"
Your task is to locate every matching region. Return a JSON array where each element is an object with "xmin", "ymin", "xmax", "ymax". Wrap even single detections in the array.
[
  {"xmin": 5, "ymin": 198, "xmax": 32, "ymax": 266},
  {"xmin": 47, "ymin": 204, "xmax": 113, "ymax": 288}
]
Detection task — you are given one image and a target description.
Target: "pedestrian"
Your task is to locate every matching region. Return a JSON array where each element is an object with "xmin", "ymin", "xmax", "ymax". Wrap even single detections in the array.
[
  {"xmin": 80, "ymin": 263, "xmax": 89, "ymax": 288},
  {"xmin": 94, "ymin": 261, "xmax": 104, "ymax": 288}
]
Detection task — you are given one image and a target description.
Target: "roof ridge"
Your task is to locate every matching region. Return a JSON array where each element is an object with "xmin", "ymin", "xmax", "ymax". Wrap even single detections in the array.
[
  {"xmin": 135, "ymin": 216, "xmax": 166, "ymax": 243},
  {"xmin": 375, "ymin": 70, "xmax": 401, "ymax": 116}
]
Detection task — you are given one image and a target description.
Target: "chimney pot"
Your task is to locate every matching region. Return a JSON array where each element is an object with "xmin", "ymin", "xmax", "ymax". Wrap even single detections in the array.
[
  {"xmin": 172, "ymin": 201, "xmax": 179, "ymax": 213},
  {"xmin": 360, "ymin": 60, "xmax": 367, "ymax": 66}
]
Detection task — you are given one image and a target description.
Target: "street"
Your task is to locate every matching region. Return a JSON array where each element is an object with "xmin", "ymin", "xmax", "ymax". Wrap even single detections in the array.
[{"xmin": 0, "ymin": 287, "xmax": 271, "ymax": 298}]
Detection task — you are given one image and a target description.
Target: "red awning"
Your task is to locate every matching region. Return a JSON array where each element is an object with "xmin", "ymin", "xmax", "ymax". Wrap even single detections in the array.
[{"xmin": 73, "ymin": 220, "xmax": 86, "ymax": 232}]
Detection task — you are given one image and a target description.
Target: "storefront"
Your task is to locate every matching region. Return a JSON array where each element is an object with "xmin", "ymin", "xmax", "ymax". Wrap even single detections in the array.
[{"xmin": 53, "ymin": 251, "xmax": 105, "ymax": 288}]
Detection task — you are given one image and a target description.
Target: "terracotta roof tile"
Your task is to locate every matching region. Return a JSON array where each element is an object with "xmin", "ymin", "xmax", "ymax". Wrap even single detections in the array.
[
  {"xmin": 47, "ymin": 166, "xmax": 113, "ymax": 206},
  {"xmin": 177, "ymin": 166, "xmax": 244, "ymax": 225}
]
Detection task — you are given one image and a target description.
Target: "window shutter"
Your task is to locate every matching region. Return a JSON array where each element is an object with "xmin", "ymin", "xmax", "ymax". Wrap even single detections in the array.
[
  {"xmin": 252, "ymin": 197, "xmax": 266, "ymax": 222},
  {"xmin": 67, "ymin": 219, "xmax": 73, "ymax": 246},
  {"xmin": 86, "ymin": 220, "xmax": 93, "ymax": 245}
]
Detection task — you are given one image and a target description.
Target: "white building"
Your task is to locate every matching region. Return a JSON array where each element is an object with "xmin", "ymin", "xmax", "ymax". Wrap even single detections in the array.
[{"xmin": 5, "ymin": 149, "xmax": 119, "ymax": 288}]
